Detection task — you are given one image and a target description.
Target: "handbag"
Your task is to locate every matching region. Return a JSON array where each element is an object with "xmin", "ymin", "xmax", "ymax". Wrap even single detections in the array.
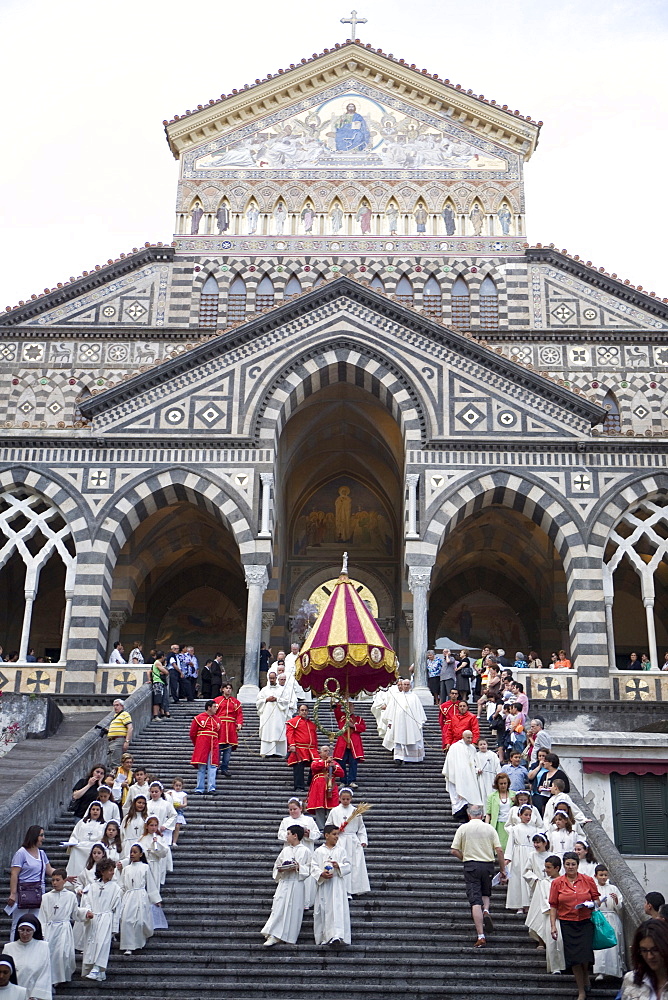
[
  {"xmin": 591, "ymin": 908, "xmax": 617, "ymax": 950},
  {"xmin": 17, "ymin": 851, "xmax": 45, "ymax": 909}
]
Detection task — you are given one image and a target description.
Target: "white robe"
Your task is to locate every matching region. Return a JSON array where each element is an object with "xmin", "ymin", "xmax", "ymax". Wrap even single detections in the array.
[
  {"xmin": 256, "ymin": 684, "xmax": 289, "ymax": 755},
  {"xmin": 543, "ymin": 793, "xmax": 587, "ymax": 829},
  {"xmin": 38, "ymin": 888, "xmax": 79, "ymax": 984},
  {"xmin": 325, "ymin": 804, "xmax": 370, "ymax": 895},
  {"xmin": 593, "ymin": 882, "xmax": 625, "ymax": 978},
  {"xmin": 505, "ymin": 822, "xmax": 541, "ymax": 908},
  {"xmin": 100, "ymin": 800, "xmax": 121, "ymax": 825},
  {"xmin": 66, "ymin": 819, "xmax": 107, "ymax": 876},
  {"xmin": 525, "ymin": 876, "xmax": 566, "ymax": 973},
  {"xmin": 505, "ymin": 804, "xmax": 543, "ymax": 830},
  {"xmin": 442, "ymin": 740, "xmax": 482, "ymax": 814},
  {"xmin": 147, "ymin": 798, "xmax": 177, "ymax": 863},
  {"xmin": 80, "ymin": 880, "xmax": 122, "ymax": 975},
  {"xmin": 261, "ymin": 843, "xmax": 312, "ymax": 943},
  {"xmin": 547, "ymin": 828, "xmax": 578, "ymax": 860},
  {"xmin": 137, "ymin": 834, "xmax": 168, "ymax": 892},
  {"xmin": 118, "ymin": 861, "xmax": 154, "ymax": 951},
  {"xmin": 311, "ymin": 842, "xmax": 352, "ymax": 945},
  {"xmin": 122, "ymin": 782, "xmax": 151, "ymax": 815},
  {"xmin": 475, "ymin": 750, "xmax": 500, "ymax": 804},
  {"xmin": 121, "ymin": 814, "xmax": 147, "ymax": 849},
  {"xmin": 0, "ymin": 984, "xmax": 27, "ymax": 1000},
  {"xmin": 278, "ymin": 814, "xmax": 320, "ymax": 908},
  {"xmin": 578, "ymin": 859, "xmax": 597, "ymax": 878},
  {"xmin": 371, "ymin": 689, "xmax": 391, "ymax": 737},
  {"xmin": 382, "ymin": 689, "xmax": 426, "ymax": 761},
  {"xmin": 2, "ymin": 939, "xmax": 52, "ymax": 1000},
  {"xmin": 522, "ymin": 849, "xmax": 548, "ymax": 901},
  {"xmin": 285, "ymin": 652, "xmax": 311, "ymax": 700},
  {"xmin": 278, "ymin": 678, "xmax": 299, "ymax": 717}
]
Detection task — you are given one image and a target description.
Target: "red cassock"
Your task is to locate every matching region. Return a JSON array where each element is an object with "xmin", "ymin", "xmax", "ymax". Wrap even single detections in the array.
[
  {"xmin": 189, "ymin": 713, "xmax": 222, "ymax": 766},
  {"xmin": 213, "ymin": 694, "xmax": 243, "ymax": 745},
  {"xmin": 443, "ymin": 710, "xmax": 480, "ymax": 747},
  {"xmin": 285, "ymin": 715, "xmax": 318, "ymax": 766},
  {"xmin": 333, "ymin": 705, "xmax": 366, "ymax": 761},
  {"xmin": 438, "ymin": 699, "xmax": 459, "ymax": 748},
  {"xmin": 306, "ymin": 757, "xmax": 344, "ymax": 812}
]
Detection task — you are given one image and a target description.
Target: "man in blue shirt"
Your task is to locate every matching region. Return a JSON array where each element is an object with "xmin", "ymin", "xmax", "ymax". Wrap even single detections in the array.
[
  {"xmin": 179, "ymin": 646, "xmax": 198, "ymax": 701},
  {"xmin": 501, "ymin": 750, "xmax": 528, "ymax": 792}
]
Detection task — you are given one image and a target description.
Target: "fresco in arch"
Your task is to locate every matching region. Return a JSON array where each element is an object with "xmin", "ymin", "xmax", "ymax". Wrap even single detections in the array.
[
  {"xmin": 438, "ymin": 591, "xmax": 529, "ymax": 653},
  {"xmin": 156, "ymin": 587, "xmax": 245, "ymax": 649},
  {"xmin": 292, "ymin": 476, "xmax": 394, "ymax": 556},
  {"xmin": 194, "ymin": 92, "xmax": 508, "ymax": 173}
]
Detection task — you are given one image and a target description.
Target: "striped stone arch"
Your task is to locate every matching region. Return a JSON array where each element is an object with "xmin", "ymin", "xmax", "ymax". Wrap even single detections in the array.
[
  {"xmin": 252, "ymin": 342, "xmax": 429, "ymax": 447},
  {"xmin": 421, "ymin": 470, "xmax": 585, "ymax": 563},
  {"xmin": 0, "ymin": 466, "xmax": 87, "ymax": 536},
  {"xmin": 589, "ymin": 473, "xmax": 668, "ymax": 548}
]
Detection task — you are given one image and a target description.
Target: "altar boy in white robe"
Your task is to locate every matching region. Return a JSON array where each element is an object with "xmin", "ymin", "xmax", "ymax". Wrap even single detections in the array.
[
  {"xmin": 80, "ymin": 859, "xmax": 122, "ymax": 982},
  {"xmin": 311, "ymin": 826, "xmax": 352, "ymax": 946},
  {"xmin": 38, "ymin": 869, "xmax": 80, "ymax": 985},
  {"xmin": 593, "ymin": 864, "xmax": 625, "ymax": 979},
  {"xmin": 326, "ymin": 788, "xmax": 370, "ymax": 896},
  {"xmin": 261, "ymin": 826, "xmax": 312, "ymax": 947}
]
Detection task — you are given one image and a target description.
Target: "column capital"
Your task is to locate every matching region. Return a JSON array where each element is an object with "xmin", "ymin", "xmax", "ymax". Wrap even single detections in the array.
[
  {"xmin": 109, "ymin": 610, "xmax": 129, "ymax": 628},
  {"xmin": 260, "ymin": 472, "xmax": 274, "ymax": 486},
  {"xmin": 403, "ymin": 611, "xmax": 414, "ymax": 629},
  {"xmin": 406, "ymin": 472, "xmax": 420, "ymax": 485},
  {"xmin": 408, "ymin": 565, "xmax": 432, "ymax": 592},
  {"xmin": 261, "ymin": 611, "xmax": 276, "ymax": 629},
  {"xmin": 244, "ymin": 564, "xmax": 269, "ymax": 590}
]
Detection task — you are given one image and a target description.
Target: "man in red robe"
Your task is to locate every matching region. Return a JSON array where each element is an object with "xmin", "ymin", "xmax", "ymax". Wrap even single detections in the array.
[
  {"xmin": 307, "ymin": 745, "xmax": 344, "ymax": 830},
  {"xmin": 189, "ymin": 700, "xmax": 221, "ymax": 795},
  {"xmin": 213, "ymin": 682, "xmax": 243, "ymax": 779},
  {"xmin": 439, "ymin": 687, "xmax": 462, "ymax": 749},
  {"xmin": 333, "ymin": 702, "xmax": 365, "ymax": 789},
  {"xmin": 443, "ymin": 700, "xmax": 480, "ymax": 749},
  {"xmin": 286, "ymin": 703, "xmax": 318, "ymax": 793}
]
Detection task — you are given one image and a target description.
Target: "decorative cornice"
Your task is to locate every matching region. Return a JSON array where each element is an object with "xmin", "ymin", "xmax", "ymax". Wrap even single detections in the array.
[
  {"xmin": 163, "ymin": 41, "xmax": 541, "ymax": 160},
  {"xmin": 76, "ymin": 275, "xmax": 605, "ymax": 426},
  {"xmin": 2, "ymin": 245, "xmax": 174, "ymax": 327}
]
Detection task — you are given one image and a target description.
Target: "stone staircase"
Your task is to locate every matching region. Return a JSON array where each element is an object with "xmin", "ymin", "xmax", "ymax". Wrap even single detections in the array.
[{"xmin": 5, "ymin": 701, "xmax": 616, "ymax": 999}]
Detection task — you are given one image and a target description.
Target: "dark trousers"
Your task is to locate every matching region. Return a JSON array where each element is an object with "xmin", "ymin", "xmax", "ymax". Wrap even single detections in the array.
[
  {"xmin": 440, "ymin": 678, "xmax": 455, "ymax": 703},
  {"xmin": 219, "ymin": 746, "xmax": 233, "ymax": 773},
  {"xmin": 292, "ymin": 761, "xmax": 309, "ymax": 790},
  {"xmin": 169, "ymin": 669, "xmax": 180, "ymax": 703},
  {"xmin": 338, "ymin": 748, "xmax": 358, "ymax": 784},
  {"xmin": 181, "ymin": 676, "xmax": 195, "ymax": 701}
]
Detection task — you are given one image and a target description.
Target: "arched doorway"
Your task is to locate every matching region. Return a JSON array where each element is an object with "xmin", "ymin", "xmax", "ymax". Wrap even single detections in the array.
[
  {"xmin": 275, "ymin": 382, "xmax": 405, "ymax": 659},
  {"xmin": 109, "ymin": 502, "xmax": 246, "ymax": 677},
  {"xmin": 429, "ymin": 506, "xmax": 568, "ymax": 658}
]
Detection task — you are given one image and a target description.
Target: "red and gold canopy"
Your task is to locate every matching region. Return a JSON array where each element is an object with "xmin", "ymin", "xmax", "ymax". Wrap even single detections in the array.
[{"xmin": 295, "ymin": 567, "xmax": 398, "ymax": 697}]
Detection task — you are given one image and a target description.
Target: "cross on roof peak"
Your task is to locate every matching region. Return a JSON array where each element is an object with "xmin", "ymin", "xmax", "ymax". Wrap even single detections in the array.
[{"xmin": 340, "ymin": 9, "xmax": 367, "ymax": 40}]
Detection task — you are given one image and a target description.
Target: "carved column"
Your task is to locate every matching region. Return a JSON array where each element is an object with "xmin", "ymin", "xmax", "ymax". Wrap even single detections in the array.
[
  {"xmin": 60, "ymin": 592, "xmax": 74, "ymax": 663},
  {"xmin": 406, "ymin": 473, "xmax": 420, "ymax": 539},
  {"xmin": 238, "ymin": 564, "xmax": 269, "ymax": 703},
  {"xmin": 408, "ymin": 566, "xmax": 432, "ymax": 706},
  {"xmin": 258, "ymin": 473, "xmax": 274, "ymax": 538},
  {"xmin": 18, "ymin": 591, "xmax": 35, "ymax": 661}
]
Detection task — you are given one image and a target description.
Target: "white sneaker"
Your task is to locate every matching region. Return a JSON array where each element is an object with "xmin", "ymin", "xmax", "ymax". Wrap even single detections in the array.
[
  {"xmin": 263, "ymin": 935, "xmax": 280, "ymax": 947},
  {"xmin": 86, "ymin": 967, "xmax": 102, "ymax": 980}
]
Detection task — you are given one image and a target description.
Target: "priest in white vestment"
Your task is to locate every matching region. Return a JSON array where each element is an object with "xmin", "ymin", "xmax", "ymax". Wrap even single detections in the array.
[
  {"xmin": 284, "ymin": 643, "xmax": 311, "ymax": 701},
  {"xmin": 261, "ymin": 827, "xmax": 312, "ymax": 946},
  {"xmin": 381, "ymin": 679, "xmax": 427, "ymax": 764},
  {"xmin": 442, "ymin": 731, "xmax": 483, "ymax": 815},
  {"xmin": 371, "ymin": 686, "xmax": 393, "ymax": 737},
  {"xmin": 277, "ymin": 673, "xmax": 298, "ymax": 719},
  {"xmin": 311, "ymin": 827, "xmax": 352, "ymax": 945},
  {"xmin": 257, "ymin": 673, "xmax": 289, "ymax": 757}
]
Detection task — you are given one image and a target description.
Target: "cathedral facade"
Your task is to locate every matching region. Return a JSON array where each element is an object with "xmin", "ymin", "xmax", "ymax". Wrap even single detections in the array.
[{"xmin": 1, "ymin": 40, "xmax": 668, "ymax": 703}]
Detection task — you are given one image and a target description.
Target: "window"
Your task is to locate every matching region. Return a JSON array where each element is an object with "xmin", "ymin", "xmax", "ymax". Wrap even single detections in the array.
[
  {"xmin": 370, "ymin": 275, "xmax": 384, "ymax": 291},
  {"xmin": 395, "ymin": 276, "xmax": 414, "ymax": 307},
  {"xmin": 451, "ymin": 276, "xmax": 470, "ymax": 328},
  {"xmin": 227, "ymin": 277, "xmax": 247, "ymax": 323},
  {"xmin": 423, "ymin": 276, "xmax": 442, "ymax": 317},
  {"xmin": 285, "ymin": 276, "xmax": 301, "ymax": 297},
  {"xmin": 479, "ymin": 275, "xmax": 499, "ymax": 329},
  {"xmin": 611, "ymin": 772, "xmax": 668, "ymax": 854},
  {"xmin": 199, "ymin": 275, "xmax": 219, "ymax": 328},
  {"xmin": 602, "ymin": 391, "xmax": 621, "ymax": 434},
  {"xmin": 255, "ymin": 275, "xmax": 275, "ymax": 311}
]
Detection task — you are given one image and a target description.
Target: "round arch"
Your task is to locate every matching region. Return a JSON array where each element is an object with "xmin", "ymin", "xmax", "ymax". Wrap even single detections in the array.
[{"xmin": 288, "ymin": 562, "xmax": 395, "ymax": 621}]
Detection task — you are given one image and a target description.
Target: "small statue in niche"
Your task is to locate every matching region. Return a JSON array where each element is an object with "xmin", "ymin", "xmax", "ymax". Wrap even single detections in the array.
[
  {"xmin": 386, "ymin": 206, "xmax": 399, "ymax": 236},
  {"xmin": 442, "ymin": 204, "xmax": 456, "ymax": 236},
  {"xmin": 216, "ymin": 203, "xmax": 230, "ymax": 234},
  {"xmin": 301, "ymin": 204, "xmax": 315, "ymax": 234},
  {"xmin": 246, "ymin": 205, "xmax": 259, "ymax": 235},
  {"xmin": 497, "ymin": 205, "xmax": 512, "ymax": 235},
  {"xmin": 356, "ymin": 202, "xmax": 372, "ymax": 235},
  {"xmin": 469, "ymin": 204, "xmax": 484, "ymax": 236},
  {"xmin": 190, "ymin": 203, "xmax": 204, "ymax": 235},
  {"xmin": 274, "ymin": 202, "xmax": 287, "ymax": 235},
  {"xmin": 414, "ymin": 205, "xmax": 428, "ymax": 234},
  {"xmin": 330, "ymin": 205, "xmax": 344, "ymax": 234}
]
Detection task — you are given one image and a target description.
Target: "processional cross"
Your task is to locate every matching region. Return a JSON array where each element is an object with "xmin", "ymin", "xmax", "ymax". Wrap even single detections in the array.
[{"xmin": 341, "ymin": 9, "xmax": 367, "ymax": 40}]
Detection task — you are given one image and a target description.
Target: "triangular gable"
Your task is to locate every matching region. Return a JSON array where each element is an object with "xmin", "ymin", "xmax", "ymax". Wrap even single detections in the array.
[{"xmin": 79, "ymin": 277, "xmax": 605, "ymax": 442}]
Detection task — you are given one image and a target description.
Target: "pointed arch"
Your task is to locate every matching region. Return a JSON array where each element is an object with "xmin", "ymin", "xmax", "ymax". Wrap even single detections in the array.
[
  {"xmin": 370, "ymin": 274, "xmax": 385, "ymax": 292},
  {"xmin": 227, "ymin": 275, "xmax": 247, "ymax": 323},
  {"xmin": 395, "ymin": 275, "xmax": 414, "ymax": 307},
  {"xmin": 256, "ymin": 274, "xmax": 275, "ymax": 311},
  {"xmin": 601, "ymin": 390, "xmax": 621, "ymax": 434},
  {"xmin": 423, "ymin": 275, "xmax": 443, "ymax": 317},
  {"xmin": 451, "ymin": 275, "xmax": 471, "ymax": 329},
  {"xmin": 285, "ymin": 275, "xmax": 301, "ymax": 297},
  {"xmin": 199, "ymin": 274, "xmax": 219, "ymax": 328},
  {"xmin": 479, "ymin": 275, "xmax": 499, "ymax": 330}
]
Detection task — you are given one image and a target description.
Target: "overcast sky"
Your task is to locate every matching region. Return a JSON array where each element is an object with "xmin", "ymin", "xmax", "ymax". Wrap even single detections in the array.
[{"xmin": 1, "ymin": 0, "xmax": 666, "ymax": 309}]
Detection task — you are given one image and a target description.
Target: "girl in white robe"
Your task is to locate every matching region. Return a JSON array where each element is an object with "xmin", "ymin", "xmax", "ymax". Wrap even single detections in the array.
[
  {"xmin": 475, "ymin": 739, "xmax": 500, "ymax": 804},
  {"xmin": 547, "ymin": 811, "xmax": 578, "ymax": 860},
  {"xmin": 80, "ymin": 860, "xmax": 122, "ymax": 982},
  {"xmin": 261, "ymin": 827, "xmax": 312, "ymax": 946},
  {"xmin": 593, "ymin": 865, "xmax": 625, "ymax": 979},
  {"xmin": 311, "ymin": 827, "xmax": 352, "ymax": 946},
  {"xmin": 95, "ymin": 787, "xmax": 121, "ymax": 825},
  {"xmin": 121, "ymin": 770, "xmax": 151, "ymax": 815},
  {"xmin": 165, "ymin": 778, "xmax": 187, "ymax": 845},
  {"xmin": 137, "ymin": 819, "xmax": 169, "ymax": 892},
  {"xmin": 37, "ymin": 870, "xmax": 80, "ymax": 985},
  {"xmin": 326, "ymin": 789, "xmax": 370, "ymax": 896},
  {"xmin": 120, "ymin": 796, "xmax": 149, "ymax": 852},
  {"xmin": 146, "ymin": 783, "xmax": 175, "ymax": 879},
  {"xmin": 0, "ymin": 955, "xmax": 28, "ymax": 1000},
  {"xmin": 277, "ymin": 799, "xmax": 320, "ymax": 909},
  {"xmin": 522, "ymin": 833, "xmax": 549, "ymax": 904},
  {"xmin": 525, "ymin": 855, "xmax": 566, "ymax": 973},
  {"xmin": 71, "ymin": 844, "xmax": 108, "ymax": 952},
  {"xmin": 505, "ymin": 790, "xmax": 542, "ymax": 830},
  {"xmin": 118, "ymin": 846, "xmax": 155, "ymax": 954},
  {"xmin": 65, "ymin": 802, "xmax": 106, "ymax": 876},
  {"xmin": 504, "ymin": 806, "xmax": 541, "ymax": 911},
  {"xmin": 575, "ymin": 839, "xmax": 597, "ymax": 877},
  {"xmin": 2, "ymin": 918, "xmax": 52, "ymax": 1000}
]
